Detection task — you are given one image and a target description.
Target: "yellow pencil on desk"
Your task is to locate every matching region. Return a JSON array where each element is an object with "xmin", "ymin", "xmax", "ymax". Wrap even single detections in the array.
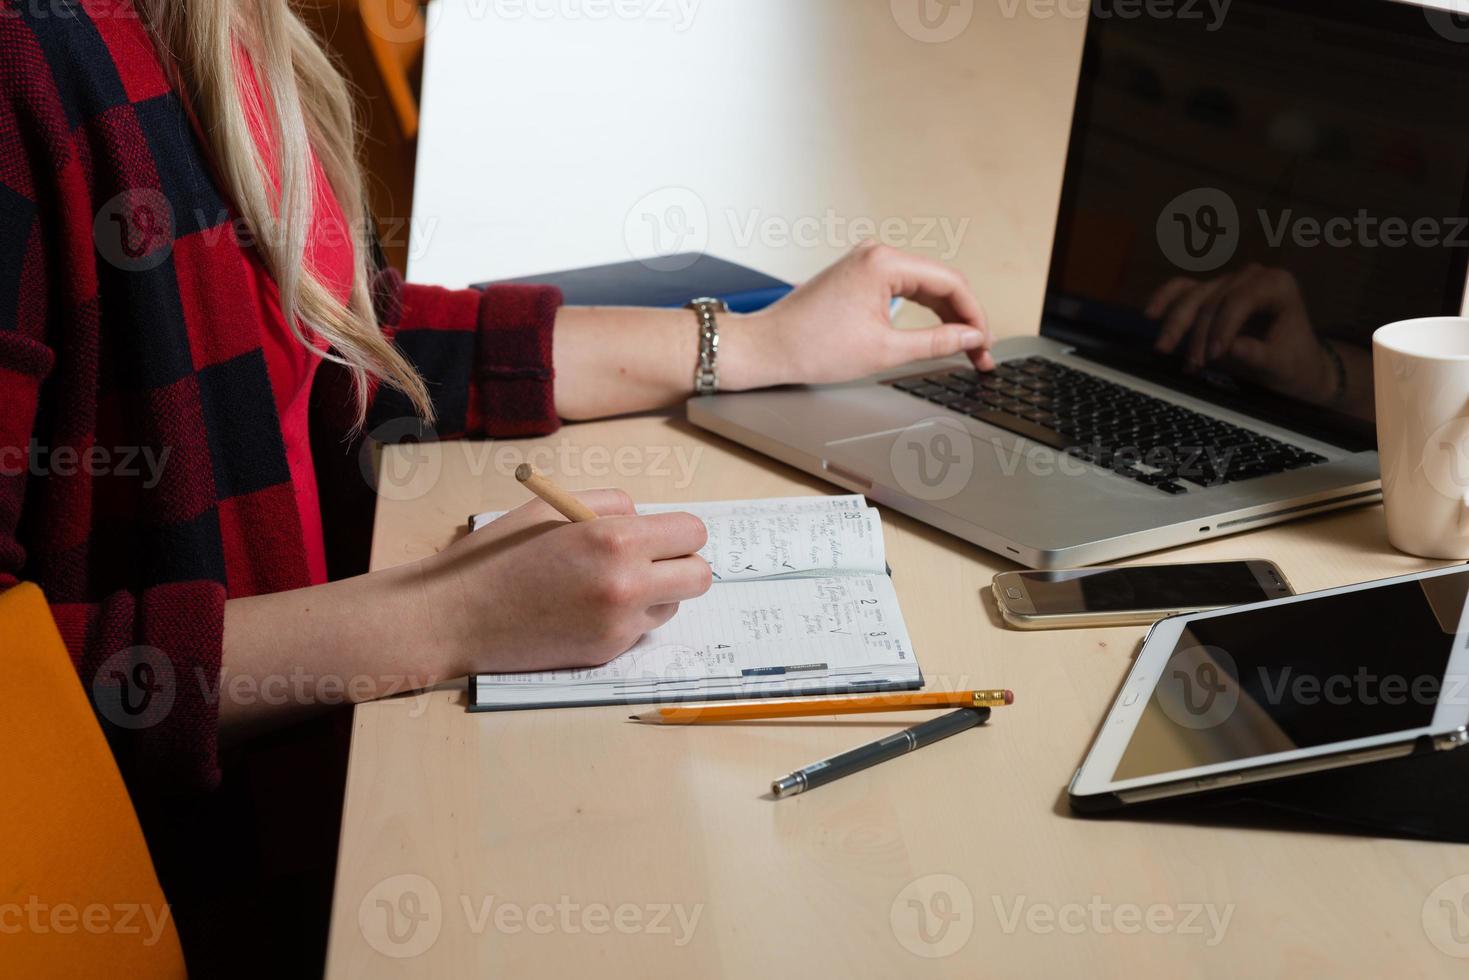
[{"xmin": 630, "ymin": 689, "xmax": 1014, "ymax": 724}]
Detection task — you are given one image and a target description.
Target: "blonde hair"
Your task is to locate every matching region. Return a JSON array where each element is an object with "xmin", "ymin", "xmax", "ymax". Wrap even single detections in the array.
[{"xmin": 140, "ymin": 0, "xmax": 433, "ymax": 425}]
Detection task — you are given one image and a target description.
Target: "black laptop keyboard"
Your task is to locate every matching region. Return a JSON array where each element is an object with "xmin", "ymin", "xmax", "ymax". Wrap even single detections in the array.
[{"xmin": 890, "ymin": 357, "xmax": 1329, "ymax": 495}]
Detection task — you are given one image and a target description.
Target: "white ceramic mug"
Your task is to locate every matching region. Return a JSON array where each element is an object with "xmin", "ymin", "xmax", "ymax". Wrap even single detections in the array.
[{"xmin": 1374, "ymin": 316, "xmax": 1469, "ymax": 558}]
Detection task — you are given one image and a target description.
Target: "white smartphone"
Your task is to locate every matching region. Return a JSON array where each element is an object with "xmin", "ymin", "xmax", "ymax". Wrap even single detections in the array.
[
  {"xmin": 1069, "ymin": 563, "xmax": 1469, "ymax": 812},
  {"xmin": 993, "ymin": 560, "xmax": 1294, "ymax": 630}
]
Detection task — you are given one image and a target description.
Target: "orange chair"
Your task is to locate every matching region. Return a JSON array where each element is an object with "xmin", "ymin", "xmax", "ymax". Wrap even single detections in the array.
[
  {"xmin": 357, "ymin": 0, "xmax": 426, "ymax": 144},
  {"xmin": 0, "ymin": 584, "xmax": 186, "ymax": 979},
  {"xmin": 302, "ymin": 0, "xmax": 428, "ymax": 274}
]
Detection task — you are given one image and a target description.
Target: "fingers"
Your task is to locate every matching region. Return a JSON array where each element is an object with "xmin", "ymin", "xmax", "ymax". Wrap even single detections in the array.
[
  {"xmin": 585, "ymin": 511, "xmax": 709, "ymax": 562},
  {"xmin": 642, "ymin": 602, "xmax": 682, "ymax": 633},
  {"xmin": 970, "ymin": 348, "xmax": 997, "ymax": 372},
  {"xmin": 615, "ymin": 558, "xmax": 711, "ymax": 654},
  {"xmin": 636, "ymin": 512, "xmax": 709, "ymax": 559},
  {"xmin": 645, "ymin": 555, "xmax": 714, "ymax": 602},
  {"xmin": 576, "ymin": 488, "xmax": 638, "ymax": 518},
  {"xmin": 856, "ymin": 244, "xmax": 995, "ymax": 370},
  {"xmin": 637, "ymin": 557, "xmax": 714, "ymax": 640},
  {"xmin": 888, "ymin": 323, "xmax": 993, "ymax": 368},
  {"xmin": 863, "ymin": 243, "xmax": 987, "ymax": 330}
]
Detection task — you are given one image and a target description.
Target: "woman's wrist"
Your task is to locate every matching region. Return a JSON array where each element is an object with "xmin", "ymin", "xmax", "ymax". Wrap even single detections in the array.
[
  {"xmin": 353, "ymin": 558, "xmax": 467, "ymax": 681},
  {"xmin": 406, "ymin": 550, "xmax": 479, "ymax": 679},
  {"xmin": 714, "ymin": 310, "xmax": 790, "ymax": 392}
]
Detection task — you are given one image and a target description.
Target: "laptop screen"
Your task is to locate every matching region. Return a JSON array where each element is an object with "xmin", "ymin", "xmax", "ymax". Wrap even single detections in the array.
[{"xmin": 1043, "ymin": 0, "xmax": 1469, "ymax": 450}]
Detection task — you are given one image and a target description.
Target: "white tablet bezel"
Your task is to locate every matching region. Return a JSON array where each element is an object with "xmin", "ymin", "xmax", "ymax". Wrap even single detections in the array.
[{"xmin": 1070, "ymin": 563, "xmax": 1469, "ymax": 800}]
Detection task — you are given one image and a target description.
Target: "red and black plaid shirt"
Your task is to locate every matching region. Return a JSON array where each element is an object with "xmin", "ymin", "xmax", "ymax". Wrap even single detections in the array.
[{"xmin": 0, "ymin": 1, "xmax": 562, "ymax": 800}]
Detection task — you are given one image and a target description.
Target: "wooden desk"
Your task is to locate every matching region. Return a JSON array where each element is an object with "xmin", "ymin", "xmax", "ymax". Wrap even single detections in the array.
[
  {"xmin": 327, "ymin": 1, "xmax": 1469, "ymax": 975},
  {"xmin": 327, "ymin": 426, "xmax": 1468, "ymax": 977}
]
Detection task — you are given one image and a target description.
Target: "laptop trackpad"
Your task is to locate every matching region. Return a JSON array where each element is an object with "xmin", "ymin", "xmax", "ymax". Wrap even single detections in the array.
[
  {"xmin": 824, "ymin": 417, "xmax": 1146, "ymax": 513},
  {"xmin": 824, "ymin": 418, "xmax": 995, "ymax": 501}
]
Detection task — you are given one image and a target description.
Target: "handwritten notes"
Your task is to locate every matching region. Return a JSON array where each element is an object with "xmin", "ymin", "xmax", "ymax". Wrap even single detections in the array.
[{"xmin": 468, "ymin": 496, "xmax": 923, "ymax": 710}]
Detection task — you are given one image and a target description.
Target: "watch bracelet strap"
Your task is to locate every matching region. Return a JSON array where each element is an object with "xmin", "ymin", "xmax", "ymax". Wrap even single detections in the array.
[{"xmin": 687, "ymin": 297, "xmax": 725, "ymax": 395}]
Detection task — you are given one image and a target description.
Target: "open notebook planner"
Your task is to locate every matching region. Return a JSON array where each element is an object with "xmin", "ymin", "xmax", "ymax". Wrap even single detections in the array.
[{"xmin": 465, "ymin": 495, "xmax": 923, "ymax": 711}]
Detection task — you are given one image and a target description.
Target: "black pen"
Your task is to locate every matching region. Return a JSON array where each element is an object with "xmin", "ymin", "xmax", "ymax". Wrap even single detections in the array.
[{"xmin": 770, "ymin": 707, "xmax": 990, "ymax": 798}]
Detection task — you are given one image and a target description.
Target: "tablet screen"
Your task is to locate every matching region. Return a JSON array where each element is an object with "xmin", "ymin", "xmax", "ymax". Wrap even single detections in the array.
[{"xmin": 1113, "ymin": 568, "xmax": 1469, "ymax": 781}]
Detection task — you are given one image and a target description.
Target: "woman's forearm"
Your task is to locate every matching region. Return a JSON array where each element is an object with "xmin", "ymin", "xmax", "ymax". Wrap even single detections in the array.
[
  {"xmin": 549, "ymin": 245, "xmax": 993, "ymax": 422},
  {"xmin": 218, "ymin": 485, "xmax": 717, "ymax": 742},
  {"xmin": 219, "ymin": 558, "xmax": 458, "ymax": 744},
  {"xmin": 551, "ymin": 305, "xmax": 778, "ymax": 420}
]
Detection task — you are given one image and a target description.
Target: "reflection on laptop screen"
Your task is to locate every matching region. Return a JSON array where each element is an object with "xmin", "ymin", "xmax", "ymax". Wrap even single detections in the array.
[{"xmin": 1044, "ymin": 0, "xmax": 1469, "ymax": 448}]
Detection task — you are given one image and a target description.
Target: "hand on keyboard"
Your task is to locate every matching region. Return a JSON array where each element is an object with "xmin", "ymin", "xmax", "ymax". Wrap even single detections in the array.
[{"xmin": 736, "ymin": 242, "xmax": 995, "ymax": 389}]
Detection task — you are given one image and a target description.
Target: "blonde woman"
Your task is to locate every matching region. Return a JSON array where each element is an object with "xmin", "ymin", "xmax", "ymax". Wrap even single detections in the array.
[{"xmin": 0, "ymin": 0, "xmax": 992, "ymax": 970}]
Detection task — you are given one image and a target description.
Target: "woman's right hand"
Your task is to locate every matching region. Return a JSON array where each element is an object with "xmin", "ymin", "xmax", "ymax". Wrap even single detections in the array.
[{"xmin": 423, "ymin": 489, "xmax": 712, "ymax": 674}]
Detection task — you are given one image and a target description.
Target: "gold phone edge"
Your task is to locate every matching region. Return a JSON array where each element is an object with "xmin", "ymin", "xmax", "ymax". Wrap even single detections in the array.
[{"xmin": 991, "ymin": 561, "xmax": 1295, "ymax": 631}]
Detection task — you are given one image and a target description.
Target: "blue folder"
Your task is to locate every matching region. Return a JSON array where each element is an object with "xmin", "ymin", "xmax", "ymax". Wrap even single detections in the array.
[{"xmin": 475, "ymin": 253, "xmax": 793, "ymax": 314}]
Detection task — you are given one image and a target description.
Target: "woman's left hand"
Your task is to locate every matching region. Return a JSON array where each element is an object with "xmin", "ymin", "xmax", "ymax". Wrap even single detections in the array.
[{"xmin": 722, "ymin": 242, "xmax": 994, "ymax": 390}]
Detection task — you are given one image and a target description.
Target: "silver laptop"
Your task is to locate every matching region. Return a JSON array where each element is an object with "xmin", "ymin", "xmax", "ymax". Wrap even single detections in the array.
[{"xmin": 690, "ymin": 0, "xmax": 1469, "ymax": 568}]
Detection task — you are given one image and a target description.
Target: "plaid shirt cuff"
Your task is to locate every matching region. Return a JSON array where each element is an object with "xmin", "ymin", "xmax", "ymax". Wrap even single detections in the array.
[{"xmin": 468, "ymin": 284, "xmax": 563, "ymax": 438}]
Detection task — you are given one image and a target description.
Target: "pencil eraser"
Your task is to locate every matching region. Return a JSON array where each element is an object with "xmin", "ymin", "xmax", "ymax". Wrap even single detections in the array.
[{"xmin": 1004, "ymin": 690, "xmax": 1015, "ymax": 705}]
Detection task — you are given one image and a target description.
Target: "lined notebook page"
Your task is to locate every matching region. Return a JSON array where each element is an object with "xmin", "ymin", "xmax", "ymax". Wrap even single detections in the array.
[
  {"xmin": 474, "ymin": 575, "xmax": 919, "ymax": 708},
  {"xmin": 703, "ymin": 509, "xmax": 886, "ymax": 581}
]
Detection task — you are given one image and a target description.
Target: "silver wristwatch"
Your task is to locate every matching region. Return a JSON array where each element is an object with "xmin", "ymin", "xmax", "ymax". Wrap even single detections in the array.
[{"xmin": 685, "ymin": 297, "xmax": 727, "ymax": 396}]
